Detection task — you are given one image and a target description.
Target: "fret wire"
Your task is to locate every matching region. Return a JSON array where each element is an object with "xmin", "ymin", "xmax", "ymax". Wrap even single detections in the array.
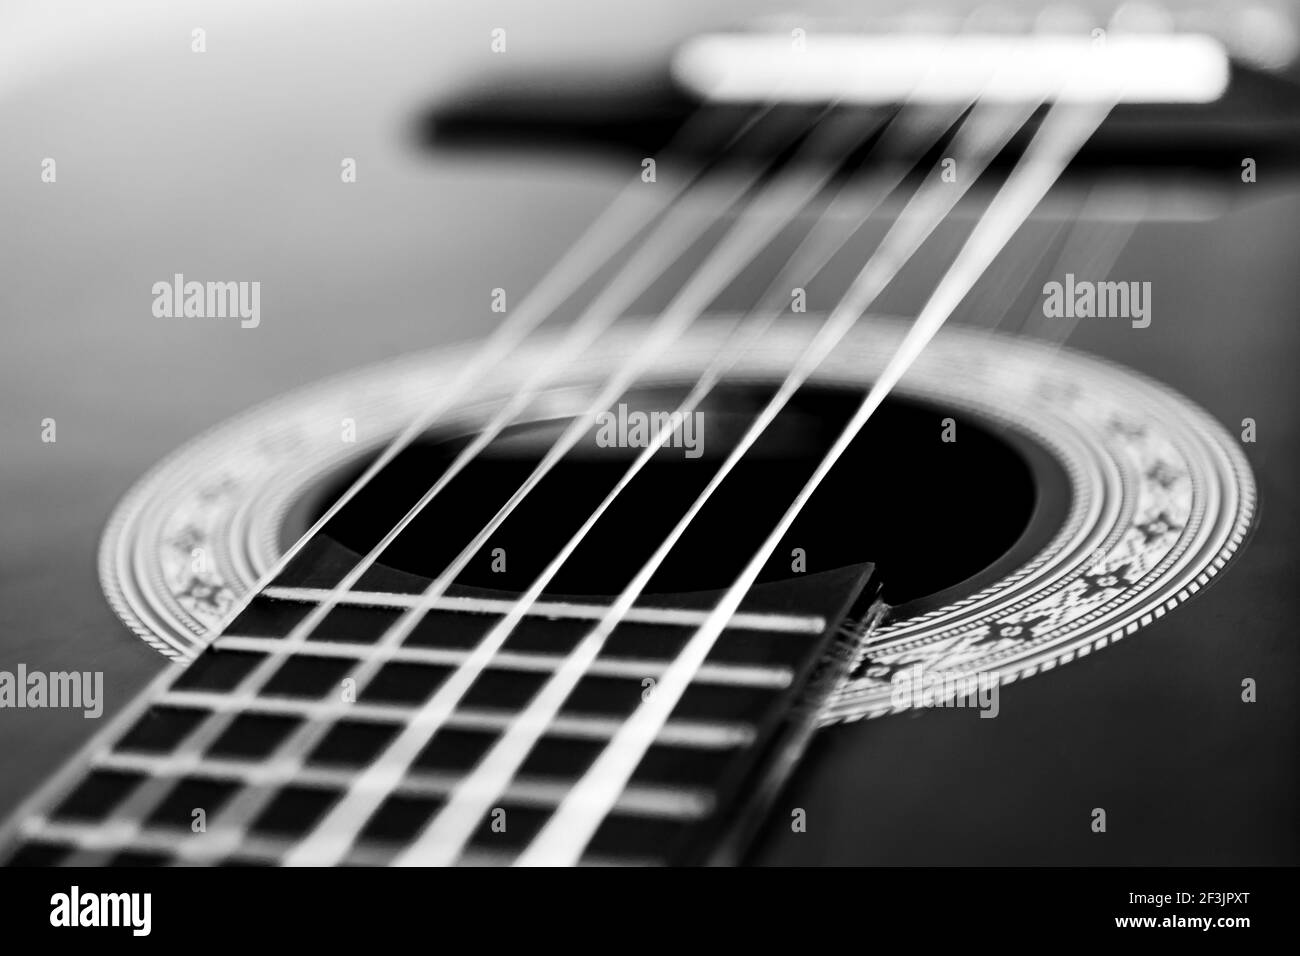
[
  {"xmin": 93, "ymin": 753, "xmax": 711, "ymax": 820},
  {"xmin": 393, "ymin": 95, "xmax": 1031, "ymax": 868},
  {"xmin": 522, "ymin": 94, "xmax": 1120, "ymax": 866},
  {"xmin": 38, "ymin": 752, "xmax": 712, "ymax": 866},
  {"xmin": 19, "ymin": 819, "xmax": 657, "ymax": 868},
  {"xmin": 283, "ymin": 107, "xmax": 893, "ymax": 867},
  {"xmin": 258, "ymin": 586, "xmax": 826, "ymax": 634},
  {"xmin": 211, "ymin": 635, "xmax": 795, "ymax": 689},
  {"xmin": 155, "ymin": 691, "xmax": 757, "ymax": 748}
]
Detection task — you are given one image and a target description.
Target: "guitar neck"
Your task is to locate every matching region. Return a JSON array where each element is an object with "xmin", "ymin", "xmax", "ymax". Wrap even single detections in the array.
[{"xmin": 1, "ymin": 538, "xmax": 879, "ymax": 865}]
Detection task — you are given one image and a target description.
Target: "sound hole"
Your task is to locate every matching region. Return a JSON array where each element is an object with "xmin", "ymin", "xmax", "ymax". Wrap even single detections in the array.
[{"xmin": 298, "ymin": 384, "xmax": 1058, "ymax": 607}]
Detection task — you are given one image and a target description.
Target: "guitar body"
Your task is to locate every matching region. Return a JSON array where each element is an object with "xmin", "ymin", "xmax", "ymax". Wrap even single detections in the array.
[{"xmin": 1, "ymin": 1, "xmax": 1296, "ymax": 865}]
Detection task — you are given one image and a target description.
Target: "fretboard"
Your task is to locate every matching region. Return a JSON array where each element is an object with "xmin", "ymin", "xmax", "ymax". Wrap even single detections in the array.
[{"xmin": 1, "ymin": 563, "xmax": 877, "ymax": 866}]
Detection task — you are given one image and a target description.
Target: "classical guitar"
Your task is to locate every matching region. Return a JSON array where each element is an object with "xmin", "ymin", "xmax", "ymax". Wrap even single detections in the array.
[{"xmin": 1, "ymin": 1, "xmax": 1297, "ymax": 867}]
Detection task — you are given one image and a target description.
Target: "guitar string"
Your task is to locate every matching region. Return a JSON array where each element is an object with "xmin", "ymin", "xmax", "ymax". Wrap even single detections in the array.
[
  {"xmin": 51, "ymin": 104, "xmax": 818, "ymax": 865},
  {"xmin": 954, "ymin": 217, "xmax": 1072, "ymax": 333},
  {"xmin": 275, "ymin": 107, "xmax": 903, "ymax": 866},
  {"xmin": 1015, "ymin": 184, "xmax": 1145, "ymax": 351},
  {"xmin": 390, "ymin": 96, "xmax": 1043, "ymax": 867},
  {"xmin": 518, "ymin": 94, "xmax": 1119, "ymax": 865}
]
